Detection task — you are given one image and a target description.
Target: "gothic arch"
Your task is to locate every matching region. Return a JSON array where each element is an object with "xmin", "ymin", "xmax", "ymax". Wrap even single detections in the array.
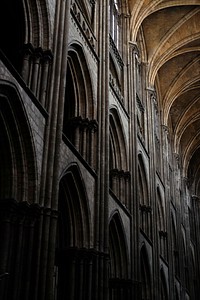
[
  {"xmin": 160, "ymin": 268, "xmax": 168, "ymax": 300},
  {"xmin": 138, "ymin": 154, "xmax": 149, "ymax": 205},
  {"xmin": 109, "ymin": 108, "xmax": 128, "ymax": 171},
  {"xmin": 175, "ymin": 284, "xmax": 180, "ymax": 300},
  {"xmin": 140, "ymin": 244, "xmax": 152, "ymax": 300},
  {"xmin": 55, "ymin": 164, "xmax": 92, "ymax": 299},
  {"xmin": 109, "ymin": 211, "xmax": 131, "ymax": 299},
  {"xmin": 157, "ymin": 187, "xmax": 167, "ymax": 258},
  {"xmin": 0, "ymin": 81, "xmax": 37, "ymax": 203},
  {"xmin": 109, "ymin": 211, "xmax": 129, "ymax": 279},
  {"xmin": 171, "ymin": 213, "xmax": 179, "ymax": 276},
  {"xmin": 58, "ymin": 164, "xmax": 91, "ymax": 248},
  {"xmin": 63, "ymin": 44, "xmax": 97, "ymax": 167},
  {"xmin": 109, "ymin": 108, "xmax": 130, "ymax": 207},
  {"xmin": 0, "ymin": 0, "xmax": 51, "ymax": 71},
  {"xmin": 157, "ymin": 187, "xmax": 165, "ymax": 232},
  {"xmin": 64, "ymin": 43, "xmax": 95, "ymax": 121},
  {"xmin": 138, "ymin": 154, "xmax": 151, "ymax": 236},
  {"xmin": 22, "ymin": 0, "xmax": 51, "ymax": 49}
]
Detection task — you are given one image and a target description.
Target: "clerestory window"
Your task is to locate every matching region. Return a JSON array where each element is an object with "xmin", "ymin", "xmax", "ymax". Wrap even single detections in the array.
[{"xmin": 110, "ymin": 0, "xmax": 120, "ymax": 49}]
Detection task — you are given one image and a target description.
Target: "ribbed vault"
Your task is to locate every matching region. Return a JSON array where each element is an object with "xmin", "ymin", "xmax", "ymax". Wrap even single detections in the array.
[{"xmin": 129, "ymin": 0, "xmax": 200, "ymax": 194}]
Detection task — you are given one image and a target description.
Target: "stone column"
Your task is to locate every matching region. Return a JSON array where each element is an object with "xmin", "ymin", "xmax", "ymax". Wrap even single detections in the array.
[
  {"xmin": 40, "ymin": 50, "xmax": 53, "ymax": 107},
  {"xmin": 21, "ymin": 43, "xmax": 34, "ymax": 84},
  {"xmin": 31, "ymin": 47, "xmax": 42, "ymax": 95}
]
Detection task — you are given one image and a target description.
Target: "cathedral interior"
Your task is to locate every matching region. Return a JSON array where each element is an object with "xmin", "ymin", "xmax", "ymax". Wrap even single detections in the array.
[{"xmin": 0, "ymin": 0, "xmax": 200, "ymax": 299}]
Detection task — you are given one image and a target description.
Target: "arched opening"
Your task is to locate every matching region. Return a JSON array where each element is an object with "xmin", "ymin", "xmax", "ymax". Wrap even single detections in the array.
[
  {"xmin": 160, "ymin": 268, "xmax": 168, "ymax": 300},
  {"xmin": 175, "ymin": 285, "xmax": 179, "ymax": 300},
  {"xmin": 140, "ymin": 245, "xmax": 152, "ymax": 300},
  {"xmin": 109, "ymin": 212, "xmax": 131, "ymax": 299},
  {"xmin": 0, "ymin": 82, "xmax": 38, "ymax": 299},
  {"xmin": 171, "ymin": 214, "xmax": 180, "ymax": 277},
  {"xmin": 55, "ymin": 165, "xmax": 92, "ymax": 300},
  {"xmin": 138, "ymin": 154, "xmax": 149, "ymax": 206},
  {"xmin": 0, "ymin": 0, "xmax": 25, "ymax": 72},
  {"xmin": 157, "ymin": 188, "xmax": 167, "ymax": 259},
  {"xmin": 63, "ymin": 44, "xmax": 97, "ymax": 167},
  {"xmin": 0, "ymin": 83, "xmax": 37, "ymax": 202},
  {"xmin": 109, "ymin": 108, "xmax": 130, "ymax": 207},
  {"xmin": 138, "ymin": 154, "xmax": 151, "ymax": 237}
]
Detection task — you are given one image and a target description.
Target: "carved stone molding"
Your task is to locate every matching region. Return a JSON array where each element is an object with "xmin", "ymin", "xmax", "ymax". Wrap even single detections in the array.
[
  {"xmin": 191, "ymin": 195, "xmax": 199, "ymax": 201},
  {"xmin": 71, "ymin": 0, "xmax": 96, "ymax": 49},
  {"xmin": 139, "ymin": 204, "xmax": 152, "ymax": 213},
  {"xmin": 109, "ymin": 35, "xmax": 124, "ymax": 69}
]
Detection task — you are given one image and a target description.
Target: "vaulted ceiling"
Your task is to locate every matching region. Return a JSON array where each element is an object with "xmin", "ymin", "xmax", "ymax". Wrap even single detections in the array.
[{"xmin": 129, "ymin": 0, "xmax": 200, "ymax": 194}]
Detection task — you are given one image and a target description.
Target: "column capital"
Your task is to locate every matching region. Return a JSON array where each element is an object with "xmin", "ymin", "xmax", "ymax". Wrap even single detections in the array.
[
  {"xmin": 146, "ymin": 87, "xmax": 157, "ymax": 106},
  {"xmin": 43, "ymin": 50, "xmax": 53, "ymax": 62},
  {"xmin": 129, "ymin": 41, "xmax": 140, "ymax": 57},
  {"xmin": 161, "ymin": 124, "xmax": 169, "ymax": 135},
  {"xmin": 191, "ymin": 195, "xmax": 199, "ymax": 201},
  {"xmin": 174, "ymin": 152, "xmax": 180, "ymax": 162}
]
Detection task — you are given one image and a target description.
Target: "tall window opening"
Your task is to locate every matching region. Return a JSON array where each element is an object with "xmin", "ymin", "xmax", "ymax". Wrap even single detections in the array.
[
  {"xmin": 110, "ymin": 0, "xmax": 120, "ymax": 48},
  {"xmin": 0, "ymin": 0, "xmax": 25, "ymax": 72}
]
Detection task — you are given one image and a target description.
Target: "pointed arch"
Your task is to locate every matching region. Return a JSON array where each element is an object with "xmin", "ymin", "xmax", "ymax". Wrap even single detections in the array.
[
  {"xmin": 109, "ymin": 211, "xmax": 132, "ymax": 299},
  {"xmin": 160, "ymin": 267, "xmax": 168, "ymax": 300},
  {"xmin": 157, "ymin": 187, "xmax": 165, "ymax": 232},
  {"xmin": 140, "ymin": 244, "xmax": 152, "ymax": 300},
  {"xmin": 109, "ymin": 211, "xmax": 129, "ymax": 279},
  {"xmin": 0, "ymin": 0, "xmax": 25, "ymax": 71},
  {"xmin": 64, "ymin": 43, "xmax": 95, "ymax": 123},
  {"xmin": 58, "ymin": 164, "xmax": 91, "ymax": 248},
  {"xmin": 109, "ymin": 107, "xmax": 128, "ymax": 171},
  {"xmin": 109, "ymin": 108, "xmax": 130, "ymax": 206},
  {"xmin": 157, "ymin": 187, "xmax": 167, "ymax": 258},
  {"xmin": 138, "ymin": 154, "xmax": 149, "ymax": 205},
  {"xmin": 0, "ymin": 81, "xmax": 37, "ymax": 203},
  {"xmin": 171, "ymin": 213, "xmax": 179, "ymax": 276},
  {"xmin": 63, "ymin": 44, "xmax": 97, "ymax": 166},
  {"xmin": 0, "ymin": 0, "xmax": 51, "ymax": 71},
  {"xmin": 22, "ymin": 0, "xmax": 51, "ymax": 49},
  {"xmin": 55, "ymin": 164, "xmax": 92, "ymax": 299},
  {"xmin": 175, "ymin": 284, "xmax": 180, "ymax": 300}
]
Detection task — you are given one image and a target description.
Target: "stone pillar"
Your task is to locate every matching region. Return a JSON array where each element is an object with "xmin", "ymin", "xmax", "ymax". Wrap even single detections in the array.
[
  {"xmin": 191, "ymin": 195, "xmax": 200, "ymax": 298},
  {"xmin": 21, "ymin": 43, "xmax": 34, "ymax": 84},
  {"xmin": 31, "ymin": 47, "xmax": 42, "ymax": 95},
  {"xmin": 40, "ymin": 50, "xmax": 53, "ymax": 108},
  {"xmin": 89, "ymin": 120, "xmax": 98, "ymax": 169}
]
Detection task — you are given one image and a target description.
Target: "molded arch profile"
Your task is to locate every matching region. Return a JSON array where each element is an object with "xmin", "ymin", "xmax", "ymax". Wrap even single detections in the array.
[
  {"xmin": 175, "ymin": 284, "xmax": 180, "ymax": 300},
  {"xmin": 58, "ymin": 164, "xmax": 91, "ymax": 249},
  {"xmin": 140, "ymin": 244, "xmax": 152, "ymax": 300},
  {"xmin": 138, "ymin": 153, "xmax": 149, "ymax": 205},
  {"xmin": 66, "ymin": 43, "xmax": 95, "ymax": 119},
  {"xmin": 0, "ymin": 81, "xmax": 38, "ymax": 203},
  {"xmin": 160, "ymin": 267, "xmax": 169, "ymax": 300},
  {"xmin": 171, "ymin": 213, "xmax": 177, "ymax": 248},
  {"xmin": 109, "ymin": 211, "xmax": 129, "ymax": 279},
  {"xmin": 109, "ymin": 107, "xmax": 128, "ymax": 171},
  {"xmin": 157, "ymin": 187, "xmax": 165, "ymax": 231},
  {"xmin": 63, "ymin": 43, "xmax": 95, "ymax": 139},
  {"xmin": 0, "ymin": 0, "xmax": 51, "ymax": 71}
]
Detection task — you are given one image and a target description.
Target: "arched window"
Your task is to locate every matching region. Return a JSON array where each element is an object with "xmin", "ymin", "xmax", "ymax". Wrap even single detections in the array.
[
  {"xmin": 55, "ymin": 165, "xmax": 91, "ymax": 299},
  {"xmin": 138, "ymin": 154, "xmax": 152, "ymax": 238},
  {"xmin": 109, "ymin": 0, "xmax": 120, "ymax": 48},
  {"xmin": 160, "ymin": 268, "xmax": 168, "ymax": 300},
  {"xmin": 157, "ymin": 188, "xmax": 167, "ymax": 259},
  {"xmin": 140, "ymin": 245, "xmax": 152, "ymax": 300},
  {"xmin": 171, "ymin": 214, "xmax": 180, "ymax": 277},
  {"xmin": 63, "ymin": 44, "xmax": 97, "ymax": 168},
  {"xmin": 109, "ymin": 108, "xmax": 130, "ymax": 208},
  {"xmin": 109, "ymin": 212, "xmax": 131, "ymax": 299},
  {"xmin": 0, "ymin": 0, "xmax": 25, "ymax": 72}
]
